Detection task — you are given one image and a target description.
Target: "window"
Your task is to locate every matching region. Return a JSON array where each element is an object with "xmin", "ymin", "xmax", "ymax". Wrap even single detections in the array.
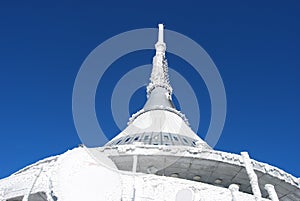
[
  {"xmin": 173, "ymin": 136, "xmax": 179, "ymax": 141},
  {"xmin": 125, "ymin": 137, "xmax": 131, "ymax": 143},
  {"xmin": 182, "ymin": 138, "xmax": 188, "ymax": 144},
  {"xmin": 164, "ymin": 135, "xmax": 169, "ymax": 140},
  {"xmin": 144, "ymin": 135, "xmax": 149, "ymax": 140},
  {"xmin": 134, "ymin": 136, "xmax": 139, "ymax": 141}
]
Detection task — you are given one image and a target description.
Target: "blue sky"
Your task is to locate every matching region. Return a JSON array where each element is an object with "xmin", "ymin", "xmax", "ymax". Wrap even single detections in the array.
[{"xmin": 0, "ymin": 1, "xmax": 299, "ymax": 179}]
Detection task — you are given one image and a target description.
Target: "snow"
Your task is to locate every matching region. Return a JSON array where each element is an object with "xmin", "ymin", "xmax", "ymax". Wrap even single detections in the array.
[
  {"xmin": 55, "ymin": 148, "xmax": 122, "ymax": 201},
  {"xmin": 120, "ymin": 109, "xmax": 204, "ymax": 142},
  {"xmin": 0, "ymin": 147, "xmax": 274, "ymax": 201},
  {"xmin": 1, "ymin": 23, "xmax": 299, "ymax": 201}
]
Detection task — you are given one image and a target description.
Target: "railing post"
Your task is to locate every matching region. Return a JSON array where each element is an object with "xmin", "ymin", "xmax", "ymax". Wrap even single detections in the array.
[
  {"xmin": 264, "ymin": 184, "xmax": 279, "ymax": 201},
  {"xmin": 241, "ymin": 152, "xmax": 262, "ymax": 200},
  {"xmin": 229, "ymin": 184, "xmax": 239, "ymax": 201}
]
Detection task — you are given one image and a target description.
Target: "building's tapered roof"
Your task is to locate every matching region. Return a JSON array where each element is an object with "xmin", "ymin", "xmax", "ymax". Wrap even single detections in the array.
[{"xmin": 106, "ymin": 24, "xmax": 211, "ymax": 149}]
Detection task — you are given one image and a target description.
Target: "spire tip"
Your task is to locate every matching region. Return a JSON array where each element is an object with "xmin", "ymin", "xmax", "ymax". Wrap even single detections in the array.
[
  {"xmin": 158, "ymin": 24, "xmax": 164, "ymax": 43},
  {"xmin": 158, "ymin": 24, "xmax": 164, "ymax": 30}
]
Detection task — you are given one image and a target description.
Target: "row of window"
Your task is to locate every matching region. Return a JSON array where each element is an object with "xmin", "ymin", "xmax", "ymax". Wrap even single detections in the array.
[{"xmin": 106, "ymin": 132, "xmax": 197, "ymax": 147}]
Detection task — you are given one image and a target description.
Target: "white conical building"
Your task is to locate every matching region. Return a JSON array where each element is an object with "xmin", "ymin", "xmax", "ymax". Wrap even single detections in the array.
[
  {"xmin": 0, "ymin": 24, "xmax": 299, "ymax": 201},
  {"xmin": 107, "ymin": 24, "xmax": 210, "ymax": 150}
]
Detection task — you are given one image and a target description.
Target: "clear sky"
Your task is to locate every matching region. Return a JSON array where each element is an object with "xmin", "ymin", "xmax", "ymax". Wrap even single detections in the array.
[{"xmin": 0, "ymin": 1, "xmax": 299, "ymax": 179}]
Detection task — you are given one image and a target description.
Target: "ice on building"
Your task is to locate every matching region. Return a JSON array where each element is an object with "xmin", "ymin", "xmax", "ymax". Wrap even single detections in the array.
[{"xmin": 1, "ymin": 24, "xmax": 299, "ymax": 201}]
